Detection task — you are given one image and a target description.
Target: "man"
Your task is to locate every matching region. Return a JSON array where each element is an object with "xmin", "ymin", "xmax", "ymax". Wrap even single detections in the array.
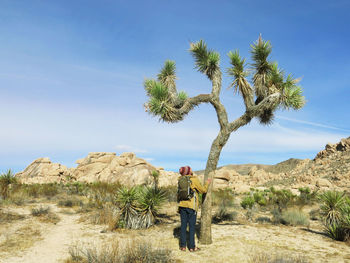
[{"xmin": 178, "ymin": 166, "xmax": 211, "ymax": 252}]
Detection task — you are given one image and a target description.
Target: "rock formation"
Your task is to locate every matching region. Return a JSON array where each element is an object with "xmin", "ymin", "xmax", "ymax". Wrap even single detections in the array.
[
  {"xmin": 15, "ymin": 137, "xmax": 350, "ymax": 193},
  {"xmin": 15, "ymin": 158, "xmax": 72, "ymax": 184}
]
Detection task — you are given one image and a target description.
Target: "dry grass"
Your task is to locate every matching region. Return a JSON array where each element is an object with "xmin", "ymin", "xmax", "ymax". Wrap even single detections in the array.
[
  {"xmin": 64, "ymin": 239, "xmax": 176, "ymax": 263},
  {"xmin": 0, "ymin": 223, "xmax": 42, "ymax": 256},
  {"xmin": 0, "ymin": 209, "xmax": 25, "ymax": 223},
  {"xmin": 31, "ymin": 206, "xmax": 60, "ymax": 224},
  {"xmin": 248, "ymin": 250, "xmax": 309, "ymax": 263}
]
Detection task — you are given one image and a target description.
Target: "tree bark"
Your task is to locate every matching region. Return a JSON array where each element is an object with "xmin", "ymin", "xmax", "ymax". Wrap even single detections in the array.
[{"xmin": 199, "ymin": 130, "xmax": 230, "ymax": 244}]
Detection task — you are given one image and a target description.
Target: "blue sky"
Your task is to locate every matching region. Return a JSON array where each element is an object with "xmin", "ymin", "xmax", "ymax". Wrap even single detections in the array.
[{"xmin": 0, "ymin": 0, "xmax": 349, "ymax": 172}]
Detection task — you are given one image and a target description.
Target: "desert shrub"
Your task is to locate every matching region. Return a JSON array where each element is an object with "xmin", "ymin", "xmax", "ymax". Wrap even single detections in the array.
[
  {"xmin": 65, "ymin": 182, "xmax": 87, "ymax": 196},
  {"xmin": 31, "ymin": 206, "xmax": 50, "ymax": 216},
  {"xmin": 309, "ymin": 208, "xmax": 321, "ymax": 221},
  {"xmin": 253, "ymin": 191, "xmax": 267, "ymax": 206},
  {"xmin": 212, "ymin": 205, "xmax": 237, "ymax": 223},
  {"xmin": 58, "ymin": 198, "xmax": 83, "ymax": 207},
  {"xmin": 65, "ymin": 240, "xmax": 174, "ymax": 263},
  {"xmin": 279, "ymin": 209, "xmax": 310, "ymax": 226},
  {"xmin": 249, "ymin": 250, "xmax": 309, "ymax": 263},
  {"xmin": 40, "ymin": 183, "xmax": 59, "ymax": 198},
  {"xmin": 296, "ymin": 187, "xmax": 318, "ymax": 206},
  {"xmin": 138, "ymin": 187, "xmax": 167, "ymax": 228},
  {"xmin": 319, "ymin": 190, "xmax": 350, "ymax": 241},
  {"xmin": 90, "ymin": 205, "xmax": 120, "ymax": 230},
  {"xmin": 25, "ymin": 184, "xmax": 41, "ymax": 198},
  {"xmin": 114, "ymin": 186, "xmax": 167, "ymax": 230},
  {"xmin": 213, "ymin": 188, "xmax": 235, "ymax": 207},
  {"xmin": 0, "ymin": 210, "xmax": 25, "ymax": 223},
  {"xmin": 116, "ymin": 186, "xmax": 141, "ymax": 229},
  {"xmin": 0, "ymin": 169, "xmax": 17, "ymax": 200},
  {"xmin": 319, "ymin": 190, "xmax": 347, "ymax": 225},
  {"xmin": 269, "ymin": 187, "xmax": 296, "ymax": 212},
  {"xmin": 241, "ymin": 195, "xmax": 255, "ymax": 209},
  {"xmin": 255, "ymin": 216, "xmax": 271, "ymax": 224},
  {"xmin": 87, "ymin": 182, "xmax": 121, "ymax": 208},
  {"xmin": 31, "ymin": 206, "xmax": 60, "ymax": 223},
  {"xmin": 162, "ymin": 185, "xmax": 177, "ymax": 203}
]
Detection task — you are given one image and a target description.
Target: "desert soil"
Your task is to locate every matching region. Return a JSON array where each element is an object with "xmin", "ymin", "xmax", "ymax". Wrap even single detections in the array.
[{"xmin": 1, "ymin": 203, "xmax": 350, "ymax": 263}]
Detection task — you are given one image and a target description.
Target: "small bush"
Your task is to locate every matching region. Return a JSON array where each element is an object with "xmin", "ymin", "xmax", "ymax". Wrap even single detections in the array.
[
  {"xmin": 212, "ymin": 205, "xmax": 237, "ymax": 223},
  {"xmin": 255, "ymin": 216, "xmax": 271, "ymax": 224},
  {"xmin": 249, "ymin": 251, "xmax": 309, "ymax": 263},
  {"xmin": 297, "ymin": 187, "xmax": 318, "ymax": 206},
  {"xmin": 241, "ymin": 195, "xmax": 255, "ymax": 209},
  {"xmin": 279, "ymin": 209, "xmax": 310, "ymax": 226},
  {"xmin": 58, "ymin": 198, "xmax": 82, "ymax": 208},
  {"xmin": 40, "ymin": 183, "xmax": 59, "ymax": 198},
  {"xmin": 319, "ymin": 190, "xmax": 350, "ymax": 241},
  {"xmin": 0, "ymin": 169, "xmax": 17, "ymax": 200},
  {"xmin": 31, "ymin": 206, "xmax": 50, "ymax": 216},
  {"xmin": 213, "ymin": 188, "xmax": 235, "ymax": 207},
  {"xmin": 65, "ymin": 240, "xmax": 175, "ymax": 263},
  {"xmin": 0, "ymin": 210, "xmax": 25, "ymax": 223}
]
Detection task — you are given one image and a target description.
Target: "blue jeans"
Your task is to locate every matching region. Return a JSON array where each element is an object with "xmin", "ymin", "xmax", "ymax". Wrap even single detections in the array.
[{"xmin": 179, "ymin": 207, "xmax": 197, "ymax": 249}]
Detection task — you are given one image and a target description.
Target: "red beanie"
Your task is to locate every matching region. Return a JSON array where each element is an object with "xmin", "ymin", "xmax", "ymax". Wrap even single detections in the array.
[{"xmin": 179, "ymin": 166, "xmax": 192, "ymax": 175}]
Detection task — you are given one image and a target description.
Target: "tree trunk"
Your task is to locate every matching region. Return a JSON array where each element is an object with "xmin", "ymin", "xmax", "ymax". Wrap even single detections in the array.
[{"xmin": 199, "ymin": 130, "xmax": 230, "ymax": 244}]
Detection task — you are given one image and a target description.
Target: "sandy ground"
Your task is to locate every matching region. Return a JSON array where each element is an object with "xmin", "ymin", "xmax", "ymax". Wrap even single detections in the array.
[{"xmin": 1, "ymin": 204, "xmax": 350, "ymax": 263}]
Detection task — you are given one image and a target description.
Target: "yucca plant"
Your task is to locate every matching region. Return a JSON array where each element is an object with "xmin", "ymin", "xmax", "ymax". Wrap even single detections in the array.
[
  {"xmin": 319, "ymin": 191, "xmax": 350, "ymax": 241},
  {"xmin": 138, "ymin": 187, "xmax": 167, "ymax": 228},
  {"xmin": 144, "ymin": 36, "xmax": 305, "ymax": 244},
  {"xmin": 0, "ymin": 169, "xmax": 17, "ymax": 200},
  {"xmin": 319, "ymin": 190, "xmax": 347, "ymax": 225},
  {"xmin": 116, "ymin": 186, "xmax": 140, "ymax": 229}
]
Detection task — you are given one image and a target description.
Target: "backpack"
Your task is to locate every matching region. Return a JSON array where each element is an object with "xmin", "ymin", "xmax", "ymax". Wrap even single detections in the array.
[{"xmin": 177, "ymin": 176, "xmax": 194, "ymax": 202}]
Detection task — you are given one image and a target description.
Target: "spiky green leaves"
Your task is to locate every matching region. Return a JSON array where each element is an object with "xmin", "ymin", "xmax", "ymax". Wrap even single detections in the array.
[
  {"xmin": 251, "ymin": 35, "xmax": 272, "ymax": 75},
  {"xmin": 227, "ymin": 50, "xmax": 253, "ymax": 107},
  {"xmin": 189, "ymin": 40, "xmax": 220, "ymax": 80},
  {"xmin": 144, "ymin": 63, "xmax": 188, "ymax": 123},
  {"xmin": 282, "ymin": 85, "xmax": 305, "ymax": 110},
  {"xmin": 157, "ymin": 60, "xmax": 176, "ymax": 90}
]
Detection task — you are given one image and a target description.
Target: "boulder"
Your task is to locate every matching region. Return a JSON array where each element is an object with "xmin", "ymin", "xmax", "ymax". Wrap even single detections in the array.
[{"xmin": 15, "ymin": 158, "xmax": 71, "ymax": 184}]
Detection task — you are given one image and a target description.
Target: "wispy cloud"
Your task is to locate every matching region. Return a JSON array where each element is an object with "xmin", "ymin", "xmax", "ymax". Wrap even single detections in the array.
[{"xmin": 277, "ymin": 116, "xmax": 350, "ymax": 132}]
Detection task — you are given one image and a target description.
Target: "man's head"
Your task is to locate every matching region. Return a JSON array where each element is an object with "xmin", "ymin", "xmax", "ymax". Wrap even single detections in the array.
[{"xmin": 179, "ymin": 166, "xmax": 193, "ymax": 176}]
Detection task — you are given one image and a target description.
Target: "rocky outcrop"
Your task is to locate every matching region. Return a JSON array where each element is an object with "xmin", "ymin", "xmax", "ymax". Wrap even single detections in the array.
[
  {"xmin": 15, "ymin": 158, "xmax": 72, "ymax": 184},
  {"xmin": 315, "ymin": 137, "xmax": 350, "ymax": 160},
  {"xmin": 15, "ymin": 137, "xmax": 350, "ymax": 192},
  {"xmin": 16, "ymin": 152, "xmax": 180, "ymax": 187}
]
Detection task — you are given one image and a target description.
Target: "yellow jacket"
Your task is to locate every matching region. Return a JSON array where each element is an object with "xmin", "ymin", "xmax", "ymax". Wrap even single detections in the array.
[{"xmin": 178, "ymin": 176, "xmax": 209, "ymax": 211}]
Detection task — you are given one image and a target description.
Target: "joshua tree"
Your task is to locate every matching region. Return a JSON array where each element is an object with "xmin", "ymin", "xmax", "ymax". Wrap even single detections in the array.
[{"xmin": 143, "ymin": 36, "xmax": 305, "ymax": 244}]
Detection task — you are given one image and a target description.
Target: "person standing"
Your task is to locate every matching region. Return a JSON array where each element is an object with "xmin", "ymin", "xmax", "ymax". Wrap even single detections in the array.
[{"xmin": 177, "ymin": 166, "xmax": 211, "ymax": 252}]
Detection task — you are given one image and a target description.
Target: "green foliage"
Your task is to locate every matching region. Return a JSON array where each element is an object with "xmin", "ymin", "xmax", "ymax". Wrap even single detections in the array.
[
  {"xmin": 318, "ymin": 190, "xmax": 350, "ymax": 241},
  {"xmin": 0, "ymin": 169, "xmax": 17, "ymax": 200},
  {"xmin": 157, "ymin": 60, "xmax": 176, "ymax": 88},
  {"xmin": 269, "ymin": 187, "xmax": 296, "ymax": 212},
  {"xmin": 114, "ymin": 185, "xmax": 167, "ymax": 229},
  {"xmin": 189, "ymin": 40, "xmax": 220, "ymax": 80},
  {"xmin": 279, "ymin": 209, "xmax": 310, "ymax": 226},
  {"xmin": 212, "ymin": 188, "xmax": 235, "ymax": 207},
  {"xmin": 31, "ymin": 206, "xmax": 50, "ymax": 216},
  {"xmin": 212, "ymin": 205, "xmax": 237, "ymax": 224},
  {"xmin": 319, "ymin": 190, "xmax": 347, "ymax": 225},
  {"xmin": 297, "ymin": 187, "xmax": 318, "ymax": 206},
  {"xmin": 241, "ymin": 195, "xmax": 255, "ymax": 209}
]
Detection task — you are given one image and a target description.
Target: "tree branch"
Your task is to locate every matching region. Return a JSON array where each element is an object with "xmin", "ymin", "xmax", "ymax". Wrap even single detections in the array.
[
  {"xmin": 228, "ymin": 92, "xmax": 281, "ymax": 133},
  {"xmin": 178, "ymin": 94, "xmax": 212, "ymax": 115}
]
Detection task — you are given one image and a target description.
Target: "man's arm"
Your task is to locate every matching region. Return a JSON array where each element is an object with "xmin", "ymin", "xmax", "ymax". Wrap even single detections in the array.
[{"xmin": 191, "ymin": 177, "xmax": 210, "ymax": 194}]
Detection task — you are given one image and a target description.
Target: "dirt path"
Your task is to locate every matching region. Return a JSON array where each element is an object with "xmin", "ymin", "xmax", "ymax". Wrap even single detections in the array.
[
  {"xmin": 2, "ymin": 203, "xmax": 350, "ymax": 263},
  {"xmin": 1, "ymin": 205, "xmax": 104, "ymax": 263}
]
